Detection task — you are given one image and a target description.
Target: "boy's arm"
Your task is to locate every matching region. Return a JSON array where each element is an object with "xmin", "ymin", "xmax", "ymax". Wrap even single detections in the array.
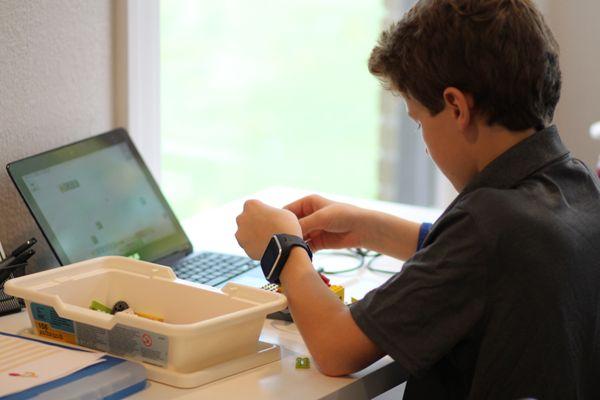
[
  {"xmin": 360, "ymin": 209, "xmax": 422, "ymax": 260},
  {"xmin": 286, "ymin": 195, "xmax": 423, "ymax": 261},
  {"xmin": 234, "ymin": 198, "xmax": 420, "ymax": 374},
  {"xmin": 280, "ymin": 247, "xmax": 385, "ymax": 376}
]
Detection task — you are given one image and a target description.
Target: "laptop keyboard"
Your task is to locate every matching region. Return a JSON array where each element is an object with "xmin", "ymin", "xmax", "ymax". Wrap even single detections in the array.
[{"xmin": 175, "ymin": 252, "xmax": 259, "ymax": 287}]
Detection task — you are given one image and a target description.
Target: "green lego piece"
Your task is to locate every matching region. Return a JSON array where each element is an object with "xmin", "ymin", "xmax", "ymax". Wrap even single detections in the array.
[
  {"xmin": 295, "ymin": 357, "xmax": 311, "ymax": 369},
  {"xmin": 90, "ymin": 300, "xmax": 112, "ymax": 314}
]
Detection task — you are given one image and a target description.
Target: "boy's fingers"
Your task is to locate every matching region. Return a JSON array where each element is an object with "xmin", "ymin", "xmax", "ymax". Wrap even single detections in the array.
[
  {"xmin": 306, "ymin": 231, "xmax": 347, "ymax": 252},
  {"xmin": 283, "ymin": 197, "xmax": 306, "ymax": 217},
  {"xmin": 284, "ymin": 195, "xmax": 329, "ymax": 218},
  {"xmin": 299, "ymin": 209, "xmax": 329, "ymax": 236},
  {"xmin": 306, "ymin": 234, "xmax": 325, "ymax": 252},
  {"xmin": 284, "ymin": 195, "xmax": 320, "ymax": 217}
]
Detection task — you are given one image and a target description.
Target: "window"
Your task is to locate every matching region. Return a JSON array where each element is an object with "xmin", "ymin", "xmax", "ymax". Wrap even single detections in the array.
[{"xmin": 161, "ymin": 1, "xmax": 385, "ymax": 219}]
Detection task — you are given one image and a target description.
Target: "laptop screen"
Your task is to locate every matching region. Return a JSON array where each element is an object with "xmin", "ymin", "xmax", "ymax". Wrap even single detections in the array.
[{"xmin": 7, "ymin": 128, "xmax": 192, "ymax": 265}]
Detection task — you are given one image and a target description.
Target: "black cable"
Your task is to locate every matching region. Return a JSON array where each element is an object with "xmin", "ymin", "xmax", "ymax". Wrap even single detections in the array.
[
  {"xmin": 314, "ymin": 250, "xmax": 363, "ymax": 274},
  {"xmin": 365, "ymin": 253, "xmax": 398, "ymax": 274},
  {"xmin": 315, "ymin": 248, "xmax": 384, "ymax": 275}
]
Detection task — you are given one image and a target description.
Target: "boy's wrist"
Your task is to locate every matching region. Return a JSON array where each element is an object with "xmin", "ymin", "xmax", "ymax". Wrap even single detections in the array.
[
  {"xmin": 357, "ymin": 209, "xmax": 381, "ymax": 250},
  {"xmin": 279, "ymin": 246, "xmax": 314, "ymax": 284}
]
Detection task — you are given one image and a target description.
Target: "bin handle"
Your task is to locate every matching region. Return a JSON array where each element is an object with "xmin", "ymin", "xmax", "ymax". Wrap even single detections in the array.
[
  {"xmin": 56, "ymin": 303, "xmax": 117, "ymax": 330},
  {"xmin": 98, "ymin": 256, "xmax": 177, "ymax": 280}
]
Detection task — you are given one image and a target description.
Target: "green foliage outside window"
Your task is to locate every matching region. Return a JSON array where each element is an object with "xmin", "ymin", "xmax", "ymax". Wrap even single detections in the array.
[{"xmin": 161, "ymin": 0, "xmax": 385, "ymax": 219}]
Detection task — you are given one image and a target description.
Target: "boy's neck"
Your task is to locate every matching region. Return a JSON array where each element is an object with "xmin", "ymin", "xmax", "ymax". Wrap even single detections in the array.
[{"xmin": 471, "ymin": 124, "xmax": 536, "ymax": 173}]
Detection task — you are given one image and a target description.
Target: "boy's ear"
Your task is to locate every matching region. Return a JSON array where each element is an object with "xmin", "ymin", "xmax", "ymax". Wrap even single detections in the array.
[{"xmin": 443, "ymin": 87, "xmax": 474, "ymax": 130}]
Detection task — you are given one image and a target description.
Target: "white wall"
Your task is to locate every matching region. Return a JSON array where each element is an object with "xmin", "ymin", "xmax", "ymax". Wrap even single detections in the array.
[
  {"xmin": 545, "ymin": 0, "xmax": 600, "ymax": 169},
  {"xmin": 0, "ymin": 1, "xmax": 115, "ymax": 270}
]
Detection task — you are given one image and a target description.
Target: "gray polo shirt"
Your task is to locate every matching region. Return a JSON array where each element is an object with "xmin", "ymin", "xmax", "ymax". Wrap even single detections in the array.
[{"xmin": 350, "ymin": 126, "xmax": 600, "ymax": 399}]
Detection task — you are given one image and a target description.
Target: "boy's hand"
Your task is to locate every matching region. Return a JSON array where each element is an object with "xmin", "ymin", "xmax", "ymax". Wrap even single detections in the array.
[
  {"xmin": 235, "ymin": 199, "xmax": 302, "ymax": 260},
  {"xmin": 284, "ymin": 195, "xmax": 368, "ymax": 252}
]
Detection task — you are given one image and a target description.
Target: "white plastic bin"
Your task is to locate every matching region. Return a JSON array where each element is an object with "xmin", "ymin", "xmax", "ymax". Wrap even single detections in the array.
[{"xmin": 4, "ymin": 256, "xmax": 287, "ymax": 373}]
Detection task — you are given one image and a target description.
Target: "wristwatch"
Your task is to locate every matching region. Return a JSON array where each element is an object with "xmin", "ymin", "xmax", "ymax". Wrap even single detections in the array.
[{"xmin": 260, "ymin": 234, "xmax": 313, "ymax": 284}]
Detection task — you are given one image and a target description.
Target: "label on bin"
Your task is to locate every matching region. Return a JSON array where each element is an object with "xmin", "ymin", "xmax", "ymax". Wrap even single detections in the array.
[
  {"xmin": 74, "ymin": 322, "xmax": 169, "ymax": 367},
  {"xmin": 30, "ymin": 303, "xmax": 169, "ymax": 367},
  {"xmin": 30, "ymin": 303, "xmax": 77, "ymax": 344},
  {"xmin": 74, "ymin": 322, "xmax": 110, "ymax": 351}
]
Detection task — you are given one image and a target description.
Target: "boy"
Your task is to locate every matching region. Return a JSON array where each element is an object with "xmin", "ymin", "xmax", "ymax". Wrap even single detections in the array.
[{"xmin": 235, "ymin": 0, "xmax": 600, "ymax": 398}]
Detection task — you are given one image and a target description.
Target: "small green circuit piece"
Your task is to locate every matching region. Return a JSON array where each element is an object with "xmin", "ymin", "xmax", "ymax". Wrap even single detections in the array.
[
  {"xmin": 90, "ymin": 300, "xmax": 112, "ymax": 314},
  {"xmin": 295, "ymin": 357, "xmax": 311, "ymax": 369}
]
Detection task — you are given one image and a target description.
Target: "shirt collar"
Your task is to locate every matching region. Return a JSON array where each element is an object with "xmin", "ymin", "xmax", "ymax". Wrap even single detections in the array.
[{"xmin": 461, "ymin": 125, "xmax": 570, "ymax": 195}]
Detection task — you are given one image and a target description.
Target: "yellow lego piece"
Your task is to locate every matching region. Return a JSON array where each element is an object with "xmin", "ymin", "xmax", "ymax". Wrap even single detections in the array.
[
  {"xmin": 330, "ymin": 285, "xmax": 344, "ymax": 302},
  {"xmin": 134, "ymin": 311, "xmax": 164, "ymax": 322}
]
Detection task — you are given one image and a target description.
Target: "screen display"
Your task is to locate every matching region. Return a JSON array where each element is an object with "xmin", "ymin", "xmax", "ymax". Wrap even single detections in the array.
[{"xmin": 7, "ymin": 129, "xmax": 191, "ymax": 264}]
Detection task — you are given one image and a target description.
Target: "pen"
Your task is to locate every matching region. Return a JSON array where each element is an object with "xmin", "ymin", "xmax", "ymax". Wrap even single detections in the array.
[
  {"xmin": 10, "ymin": 238, "xmax": 37, "ymax": 258},
  {"xmin": 11, "ymin": 249, "xmax": 35, "ymax": 266},
  {"xmin": 0, "ymin": 249, "xmax": 35, "ymax": 271},
  {"xmin": 0, "ymin": 256, "xmax": 16, "ymax": 270},
  {"xmin": 0, "ymin": 263, "xmax": 25, "ymax": 285},
  {"xmin": 0, "ymin": 239, "xmax": 37, "ymax": 270}
]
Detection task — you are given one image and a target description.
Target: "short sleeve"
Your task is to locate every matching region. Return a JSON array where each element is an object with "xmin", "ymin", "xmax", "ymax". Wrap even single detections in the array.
[
  {"xmin": 417, "ymin": 222, "xmax": 433, "ymax": 250},
  {"xmin": 350, "ymin": 208, "xmax": 488, "ymax": 374}
]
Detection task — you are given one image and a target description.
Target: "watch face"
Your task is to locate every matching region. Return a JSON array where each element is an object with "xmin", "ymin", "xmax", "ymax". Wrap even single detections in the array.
[{"xmin": 261, "ymin": 236, "xmax": 282, "ymax": 279}]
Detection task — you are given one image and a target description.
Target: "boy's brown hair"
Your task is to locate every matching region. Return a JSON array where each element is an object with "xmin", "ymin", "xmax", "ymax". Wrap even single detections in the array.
[{"xmin": 369, "ymin": 0, "xmax": 561, "ymax": 131}]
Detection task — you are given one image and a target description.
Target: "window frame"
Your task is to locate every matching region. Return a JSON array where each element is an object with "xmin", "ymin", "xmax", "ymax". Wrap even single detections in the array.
[{"xmin": 114, "ymin": 0, "xmax": 161, "ymax": 181}]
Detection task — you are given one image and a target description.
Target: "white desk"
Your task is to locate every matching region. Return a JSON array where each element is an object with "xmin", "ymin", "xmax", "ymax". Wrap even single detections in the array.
[{"xmin": 0, "ymin": 187, "xmax": 442, "ymax": 400}]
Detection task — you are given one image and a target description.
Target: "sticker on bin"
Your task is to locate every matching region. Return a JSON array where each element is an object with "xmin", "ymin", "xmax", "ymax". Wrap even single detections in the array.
[
  {"xmin": 31, "ymin": 302, "xmax": 77, "ymax": 344},
  {"xmin": 31, "ymin": 303, "xmax": 168, "ymax": 367}
]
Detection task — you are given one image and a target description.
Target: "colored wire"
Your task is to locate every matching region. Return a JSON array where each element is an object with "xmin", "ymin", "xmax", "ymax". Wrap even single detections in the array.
[{"xmin": 314, "ymin": 248, "xmax": 383, "ymax": 275}]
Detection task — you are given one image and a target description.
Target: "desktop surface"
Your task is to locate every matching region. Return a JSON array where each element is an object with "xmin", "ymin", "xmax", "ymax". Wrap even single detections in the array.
[{"xmin": 0, "ymin": 188, "xmax": 442, "ymax": 399}]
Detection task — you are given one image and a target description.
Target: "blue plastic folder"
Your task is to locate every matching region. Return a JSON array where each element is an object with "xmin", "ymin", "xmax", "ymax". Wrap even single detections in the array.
[{"xmin": 1, "ymin": 332, "xmax": 147, "ymax": 400}]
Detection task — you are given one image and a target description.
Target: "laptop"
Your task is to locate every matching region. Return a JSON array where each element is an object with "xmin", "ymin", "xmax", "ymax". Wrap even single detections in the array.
[{"xmin": 6, "ymin": 128, "xmax": 266, "ymax": 288}]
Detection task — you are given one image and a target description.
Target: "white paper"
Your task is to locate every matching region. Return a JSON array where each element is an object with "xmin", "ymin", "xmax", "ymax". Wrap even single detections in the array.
[{"xmin": 0, "ymin": 334, "xmax": 106, "ymax": 397}]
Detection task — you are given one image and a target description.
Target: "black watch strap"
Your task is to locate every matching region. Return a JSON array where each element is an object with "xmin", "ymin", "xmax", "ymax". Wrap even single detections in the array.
[{"xmin": 260, "ymin": 234, "xmax": 312, "ymax": 284}]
